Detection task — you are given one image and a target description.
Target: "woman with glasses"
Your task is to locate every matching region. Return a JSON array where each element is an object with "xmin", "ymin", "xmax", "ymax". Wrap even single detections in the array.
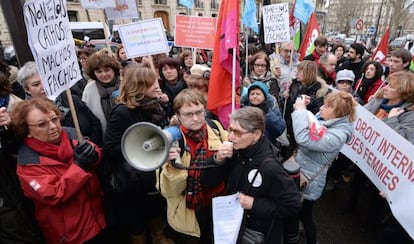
[
  {"xmin": 17, "ymin": 61, "xmax": 103, "ymax": 146},
  {"xmin": 363, "ymin": 71, "xmax": 414, "ymax": 243},
  {"xmin": 243, "ymin": 51, "xmax": 280, "ymax": 102},
  {"xmin": 11, "ymin": 98, "xmax": 106, "ymax": 244},
  {"xmin": 202, "ymin": 106, "xmax": 301, "ymax": 244},
  {"xmin": 103, "ymin": 63, "xmax": 173, "ymax": 244},
  {"xmin": 161, "ymin": 88, "xmax": 228, "ymax": 244}
]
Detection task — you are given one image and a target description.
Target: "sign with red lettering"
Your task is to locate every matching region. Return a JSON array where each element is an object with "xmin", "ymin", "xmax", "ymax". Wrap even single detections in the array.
[
  {"xmin": 175, "ymin": 15, "xmax": 217, "ymax": 50},
  {"xmin": 23, "ymin": 0, "xmax": 82, "ymax": 100},
  {"xmin": 118, "ymin": 18, "xmax": 169, "ymax": 58},
  {"xmin": 105, "ymin": 0, "xmax": 138, "ymax": 20},
  {"xmin": 341, "ymin": 105, "xmax": 414, "ymax": 239}
]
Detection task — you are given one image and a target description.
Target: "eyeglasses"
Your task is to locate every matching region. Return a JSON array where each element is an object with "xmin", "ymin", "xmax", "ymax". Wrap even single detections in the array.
[
  {"xmin": 254, "ymin": 63, "xmax": 267, "ymax": 68},
  {"xmin": 28, "ymin": 116, "xmax": 60, "ymax": 129},
  {"xmin": 228, "ymin": 126, "xmax": 250, "ymax": 137},
  {"xmin": 337, "ymin": 80, "xmax": 352, "ymax": 84},
  {"xmin": 179, "ymin": 110, "xmax": 205, "ymax": 119}
]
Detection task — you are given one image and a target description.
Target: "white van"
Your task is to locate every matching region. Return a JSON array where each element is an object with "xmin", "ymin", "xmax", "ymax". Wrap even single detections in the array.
[{"xmin": 70, "ymin": 22, "xmax": 110, "ymax": 40}]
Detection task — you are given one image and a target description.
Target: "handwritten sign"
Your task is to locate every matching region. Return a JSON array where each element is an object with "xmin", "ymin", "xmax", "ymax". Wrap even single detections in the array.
[
  {"xmin": 175, "ymin": 15, "xmax": 217, "ymax": 50},
  {"xmin": 105, "ymin": 0, "xmax": 138, "ymax": 20},
  {"xmin": 118, "ymin": 18, "xmax": 169, "ymax": 58},
  {"xmin": 263, "ymin": 3, "xmax": 290, "ymax": 44},
  {"xmin": 23, "ymin": 0, "xmax": 82, "ymax": 100},
  {"xmin": 341, "ymin": 104, "xmax": 414, "ymax": 239},
  {"xmin": 80, "ymin": 0, "xmax": 116, "ymax": 9}
]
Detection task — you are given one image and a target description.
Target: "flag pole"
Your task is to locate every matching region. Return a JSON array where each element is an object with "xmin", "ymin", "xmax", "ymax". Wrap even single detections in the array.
[
  {"xmin": 245, "ymin": 29, "xmax": 249, "ymax": 79},
  {"xmin": 232, "ymin": 47, "xmax": 237, "ymax": 113}
]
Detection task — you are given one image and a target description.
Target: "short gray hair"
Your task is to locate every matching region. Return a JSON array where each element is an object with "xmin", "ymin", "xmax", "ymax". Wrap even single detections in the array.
[
  {"xmin": 17, "ymin": 61, "xmax": 39, "ymax": 89},
  {"xmin": 230, "ymin": 106, "xmax": 265, "ymax": 133}
]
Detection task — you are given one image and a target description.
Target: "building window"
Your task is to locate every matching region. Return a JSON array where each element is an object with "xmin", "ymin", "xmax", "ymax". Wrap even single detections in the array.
[
  {"xmin": 212, "ymin": 13, "xmax": 217, "ymax": 17},
  {"xmin": 211, "ymin": 0, "xmax": 219, "ymax": 9},
  {"xmin": 68, "ymin": 10, "xmax": 78, "ymax": 22},
  {"xmin": 195, "ymin": 0, "xmax": 203, "ymax": 8},
  {"xmin": 154, "ymin": 0, "xmax": 167, "ymax": 4},
  {"xmin": 198, "ymin": 13, "xmax": 203, "ymax": 16},
  {"xmin": 179, "ymin": 12, "xmax": 187, "ymax": 15},
  {"xmin": 138, "ymin": 0, "xmax": 143, "ymax": 5}
]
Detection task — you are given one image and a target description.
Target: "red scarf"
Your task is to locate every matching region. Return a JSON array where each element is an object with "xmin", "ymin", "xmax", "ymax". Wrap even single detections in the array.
[
  {"xmin": 24, "ymin": 131, "xmax": 74, "ymax": 164},
  {"xmin": 311, "ymin": 49, "xmax": 321, "ymax": 63}
]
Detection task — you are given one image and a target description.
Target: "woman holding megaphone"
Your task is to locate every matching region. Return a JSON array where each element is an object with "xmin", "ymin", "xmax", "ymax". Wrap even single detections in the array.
[
  {"xmin": 159, "ymin": 88, "xmax": 228, "ymax": 244},
  {"xmin": 102, "ymin": 62, "xmax": 172, "ymax": 244}
]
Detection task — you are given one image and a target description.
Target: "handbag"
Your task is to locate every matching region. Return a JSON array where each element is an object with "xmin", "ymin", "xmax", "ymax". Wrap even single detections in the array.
[
  {"xmin": 237, "ymin": 160, "xmax": 273, "ymax": 244},
  {"xmin": 282, "ymin": 154, "xmax": 331, "ymax": 199}
]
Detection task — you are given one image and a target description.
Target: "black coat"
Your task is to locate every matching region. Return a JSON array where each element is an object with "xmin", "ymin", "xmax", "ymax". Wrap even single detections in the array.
[
  {"xmin": 202, "ymin": 137, "xmax": 301, "ymax": 244},
  {"xmin": 57, "ymin": 93, "xmax": 102, "ymax": 146},
  {"xmin": 102, "ymin": 102, "xmax": 166, "ymax": 228}
]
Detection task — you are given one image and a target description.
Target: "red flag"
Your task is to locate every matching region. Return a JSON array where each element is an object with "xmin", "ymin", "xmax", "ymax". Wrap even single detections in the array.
[
  {"xmin": 372, "ymin": 27, "xmax": 390, "ymax": 64},
  {"xmin": 298, "ymin": 13, "xmax": 320, "ymax": 61},
  {"xmin": 207, "ymin": 0, "xmax": 240, "ymax": 128}
]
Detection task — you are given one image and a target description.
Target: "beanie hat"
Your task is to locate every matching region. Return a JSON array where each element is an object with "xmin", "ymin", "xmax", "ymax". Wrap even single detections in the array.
[
  {"xmin": 248, "ymin": 81, "xmax": 269, "ymax": 99},
  {"xmin": 336, "ymin": 69, "xmax": 355, "ymax": 83},
  {"xmin": 190, "ymin": 64, "xmax": 211, "ymax": 77}
]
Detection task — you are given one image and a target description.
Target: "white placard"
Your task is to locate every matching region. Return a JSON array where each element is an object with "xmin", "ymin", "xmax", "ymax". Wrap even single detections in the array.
[
  {"xmin": 118, "ymin": 18, "xmax": 169, "ymax": 58},
  {"xmin": 105, "ymin": 0, "xmax": 138, "ymax": 20},
  {"xmin": 23, "ymin": 0, "xmax": 82, "ymax": 100},
  {"xmin": 80, "ymin": 0, "xmax": 116, "ymax": 9},
  {"xmin": 262, "ymin": 3, "xmax": 290, "ymax": 44},
  {"xmin": 341, "ymin": 104, "xmax": 414, "ymax": 239}
]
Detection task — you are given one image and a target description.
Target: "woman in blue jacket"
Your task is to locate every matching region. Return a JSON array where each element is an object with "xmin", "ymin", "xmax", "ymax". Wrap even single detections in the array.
[{"xmin": 240, "ymin": 81, "xmax": 286, "ymax": 143}]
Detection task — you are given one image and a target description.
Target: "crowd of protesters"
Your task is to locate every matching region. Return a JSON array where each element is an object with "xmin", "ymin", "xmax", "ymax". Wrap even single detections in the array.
[{"xmin": 0, "ymin": 31, "xmax": 413, "ymax": 244}]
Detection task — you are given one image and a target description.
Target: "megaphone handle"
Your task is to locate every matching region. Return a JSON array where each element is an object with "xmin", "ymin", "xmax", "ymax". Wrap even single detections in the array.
[{"xmin": 171, "ymin": 141, "xmax": 182, "ymax": 166}]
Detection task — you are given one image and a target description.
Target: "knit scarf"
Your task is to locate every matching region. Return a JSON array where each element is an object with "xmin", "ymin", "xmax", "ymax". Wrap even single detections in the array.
[
  {"xmin": 356, "ymin": 77, "xmax": 376, "ymax": 101},
  {"xmin": 376, "ymin": 99, "xmax": 406, "ymax": 119},
  {"xmin": 185, "ymin": 127, "xmax": 208, "ymax": 210},
  {"xmin": 96, "ymin": 76, "xmax": 120, "ymax": 120},
  {"xmin": 319, "ymin": 65, "xmax": 336, "ymax": 85},
  {"xmin": 24, "ymin": 131, "xmax": 74, "ymax": 164}
]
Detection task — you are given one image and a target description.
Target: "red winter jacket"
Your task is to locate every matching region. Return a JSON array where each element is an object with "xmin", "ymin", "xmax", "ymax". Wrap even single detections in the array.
[{"xmin": 16, "ymin": 132, "xmax": 105, "ymax": 244}]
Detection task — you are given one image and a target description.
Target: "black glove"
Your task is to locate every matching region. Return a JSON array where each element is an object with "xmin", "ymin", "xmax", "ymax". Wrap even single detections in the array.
[{"xmin": 74, "ymin": 141, "xmax": 98, "ymax": 171}]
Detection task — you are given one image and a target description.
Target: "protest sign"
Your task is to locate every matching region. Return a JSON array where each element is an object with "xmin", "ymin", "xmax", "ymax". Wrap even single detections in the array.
[
  {"xmin": 80, "ymin": 0, "xmax": 116, "ymax": 9},
  {"xmin": 23, "ymin": 0, "xmax": 82, "ymax": 100},
  {"xmin": 263, "ymin": 3, "xmax": 290, "ymax": 44},
  {"xmin": 105, "ymin": 0, "xmax": 139, "ymax": 20},
  {"xmin": 118, "ymin": 18, "xmax": 169, "ymax": 58},
  {"xmin": 175, "ymin": 15, "xmax": 217, "ymax": 50},
  {"xmin": 341, "ymin": 105, "xmax": 414, "ymax": 239}
]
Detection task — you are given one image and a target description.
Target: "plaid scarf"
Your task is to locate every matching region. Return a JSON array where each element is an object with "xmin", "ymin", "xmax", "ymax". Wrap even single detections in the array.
[{"xmin": 185, "ymin": 129, "xmax": 207, "ymax": 210}]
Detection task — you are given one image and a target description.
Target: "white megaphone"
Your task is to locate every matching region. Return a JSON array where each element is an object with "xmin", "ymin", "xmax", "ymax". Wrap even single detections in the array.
[{"xmin": 121, "ymin": 122, "xmax": 182, "ymax": 171}]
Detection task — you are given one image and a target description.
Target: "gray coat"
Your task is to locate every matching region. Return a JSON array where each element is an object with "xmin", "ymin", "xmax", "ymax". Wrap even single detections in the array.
[
  {"xmin": 364, "ymin": 98, "xmax": 414, "ymax": 144},
  {"xmin": 292, "ymin": 110, "xmax": 354, "ymax": 200}
]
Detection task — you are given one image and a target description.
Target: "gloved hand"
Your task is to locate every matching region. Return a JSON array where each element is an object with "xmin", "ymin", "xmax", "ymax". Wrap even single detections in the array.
[{"xmin": 74, "ymin": 141, "xmax": 98, "ymax": 171}]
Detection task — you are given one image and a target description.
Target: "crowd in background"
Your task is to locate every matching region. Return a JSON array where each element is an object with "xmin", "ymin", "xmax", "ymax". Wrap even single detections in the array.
[{"xmin": 0, "ymin": 32, "xmax": 414, "ymax": 244}]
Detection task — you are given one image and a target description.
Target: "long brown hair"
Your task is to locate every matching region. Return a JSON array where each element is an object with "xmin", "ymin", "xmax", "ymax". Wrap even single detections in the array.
[{"xmin": 116, "ymin": 63, "xmax": 157, "ymax": 109}]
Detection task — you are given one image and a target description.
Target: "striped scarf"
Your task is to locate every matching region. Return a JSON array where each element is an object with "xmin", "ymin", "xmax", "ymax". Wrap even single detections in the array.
[{"xmin": 185, "ymin": 129, "xmax": 207, "ymax": 210}]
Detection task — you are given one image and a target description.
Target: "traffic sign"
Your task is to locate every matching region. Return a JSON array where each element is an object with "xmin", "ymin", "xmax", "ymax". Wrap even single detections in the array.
[
  {"xmin": 355, "ymin": 19, "xmax": 364, "ymax": 31},
  {"xmin": 368, "ymin": 26, "xmax": 376, "ymax": 33}
]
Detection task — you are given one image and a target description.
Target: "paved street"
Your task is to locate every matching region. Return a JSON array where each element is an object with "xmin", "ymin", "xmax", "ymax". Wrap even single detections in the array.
[{"xmin": 302, "ymin": 178, "xmax": 381, "ymax": 244}]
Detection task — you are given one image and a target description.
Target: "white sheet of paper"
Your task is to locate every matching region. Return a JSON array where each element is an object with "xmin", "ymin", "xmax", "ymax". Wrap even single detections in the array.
[{"xmin": 212, "ymin": 193, "xmax": 244, "ymax": 244}]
